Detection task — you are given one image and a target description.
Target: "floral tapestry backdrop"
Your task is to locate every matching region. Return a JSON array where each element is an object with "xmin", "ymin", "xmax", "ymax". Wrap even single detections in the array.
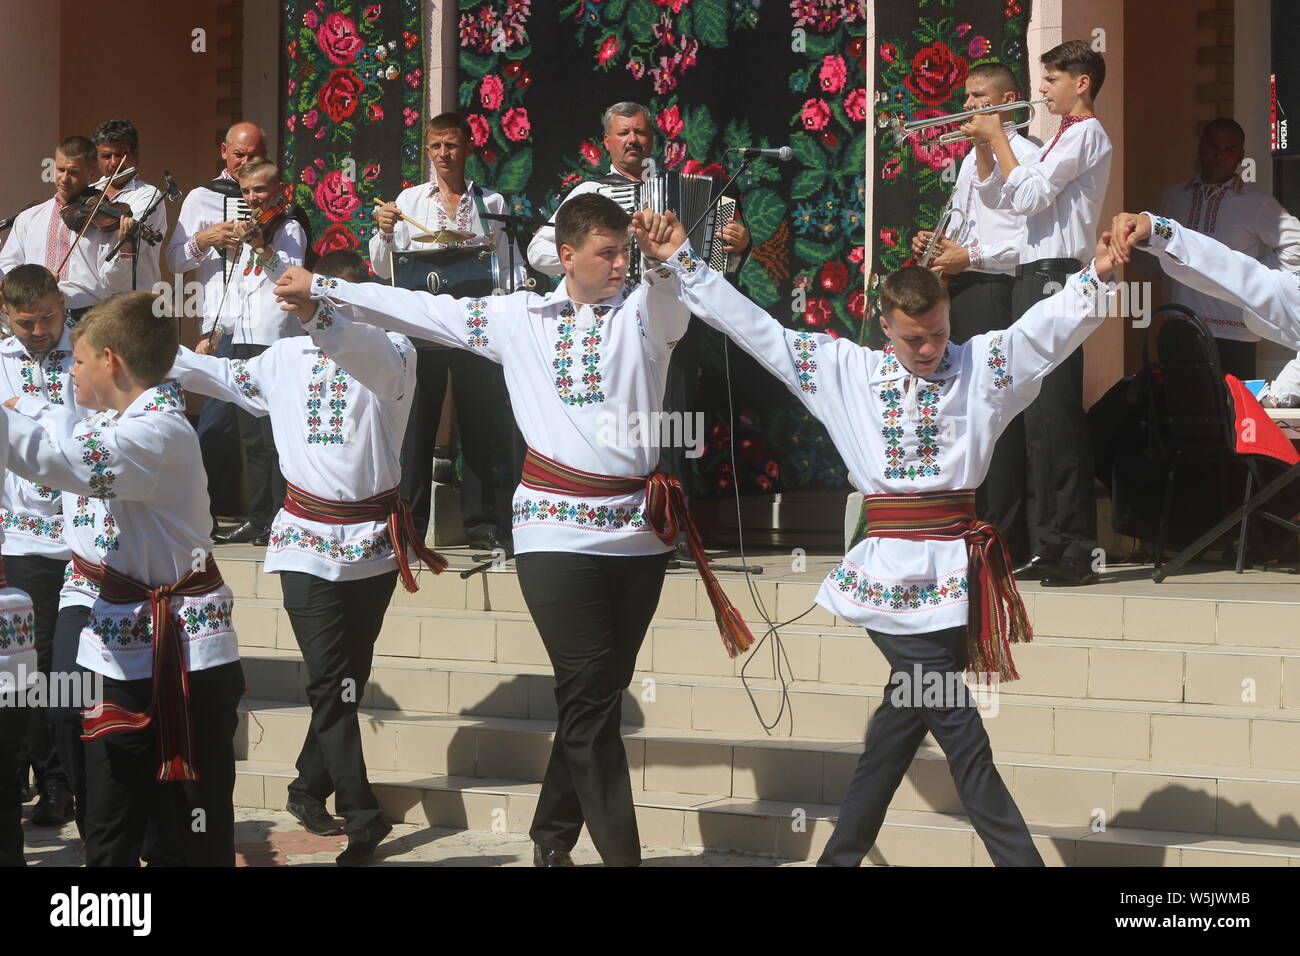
[
  {"xmin": 460, "ymin": 0, "xmax": 867, "ymax": 497},
  {"xmin": 281, "ymin": 0, "xmax": 426, "ymax": 262},
  {"xmin": 869, "ymin": 0, "xmax": 1032, "ymax": 344}
]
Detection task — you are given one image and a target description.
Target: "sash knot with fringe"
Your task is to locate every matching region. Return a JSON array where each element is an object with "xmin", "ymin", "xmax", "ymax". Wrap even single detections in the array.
[
  {"xmin": 521, "ymin": 447, "xmax": 753, "ymax": 658},
  {"xmin": 76, "ymin": 552, "xmax": 226, "ymax": 781},
  {"xmin": 282, "ymin": 482, "xmax": 448, "ymax": 592},
  {"xmin": 853, "ymin": 490, "xmax": 1031, "ymax": 682}
]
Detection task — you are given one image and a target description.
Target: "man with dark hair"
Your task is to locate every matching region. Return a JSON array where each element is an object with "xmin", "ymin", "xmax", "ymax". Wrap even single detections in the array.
[
  {"xmin": 0, "ymin": 265, "xmax": 85, "ymax": 828},
  {"xmin": 651, "ymin": 216, "xmax": 1122, "ymax": 867},
  {"xmin": 274, "ymin": 197, "xmax": 755, "ymax": 867},
  {"xmin": 965, "ymin": 40, "xmax": 1113, "ymax": 587},
  {"xmin": 910, "ymin": 61, "xmax": 1035, "ymax": 560},
  {"xmin": 164, "ymin": 121, "xmax": 270, "ymax": 524},
  {"xmin": 91, "ymin": 119, "xmax": 167, "ymax": 291},
  {"xmin": 1154, "ymin": 119, "xmax": 1300, "ymax": 380},
  {"xmin": 370, "ymin": 113, "xmax": 527, "ymax": 553},
  {"xmin": 0, "ymin": 137, "xmax": 138, "ymax": 310}
]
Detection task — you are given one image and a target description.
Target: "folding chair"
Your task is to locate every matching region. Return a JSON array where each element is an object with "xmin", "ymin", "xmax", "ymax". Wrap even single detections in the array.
[{"xmin": 1143, "ymin": 305, "xmax": 1300, "ymax": 581}]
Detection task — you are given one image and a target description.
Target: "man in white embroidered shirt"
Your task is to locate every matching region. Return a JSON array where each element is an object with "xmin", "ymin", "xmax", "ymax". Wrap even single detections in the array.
[
  {"xmin": 653, "ymin": 219, "xmax": 1122, "ymax": 867},
  {"xmin": 965, "ymin": 39, "xmax": 1113, "ymax": 588},
  {"xmin": 1155, "ymin": 118, "xmax": 1300, "ymax": 380},
  {"xmin": 911, "ymin": 60, "xmax": 1034, "ymax": 561},
  {"xmin": 91, "ymin": 119, "xmax": 168, "ymax": 293}
]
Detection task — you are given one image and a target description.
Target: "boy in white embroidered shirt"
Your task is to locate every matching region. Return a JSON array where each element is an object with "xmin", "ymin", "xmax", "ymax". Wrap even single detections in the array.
[
  {"xmin": 274, "ymin": 195, "xmax": 754, "ymax": 868},
  {"xmin": 1, "ymin": 291, "xmax": 242, "ymax": 867},
  {"xmin": 966, "ymin": 40, "xmax": 1113, "ymax": 587},
  {"xmin": 170, "ymin": 249, "xmax": 433, "ymax": 866},
  {"xmin": 638, "ymin": 214, "xmax": 1121, "ymax": 867}
]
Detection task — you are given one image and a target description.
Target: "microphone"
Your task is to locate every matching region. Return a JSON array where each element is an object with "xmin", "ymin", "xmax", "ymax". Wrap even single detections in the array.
[
  {"xmin": 162, "ymin": 169, "xmax": 182, "ymax": 202},
  {"xmin": 728, "ymin": 146, "xmax": 794, "ymax": 162}
]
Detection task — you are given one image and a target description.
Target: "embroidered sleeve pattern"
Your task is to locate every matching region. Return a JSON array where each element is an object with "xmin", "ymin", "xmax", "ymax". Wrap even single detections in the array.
[
  {"xmin": 791, "ymin": 330, "xmax": 819, "ymax": 394},
  {"xmin": 232, "ymin": 361, "xmax": 261, "ymax": 399},
  {"xmin": 466, "ymin": 298, "xmax": 489, "ymax": 348},
  {"xmin": 986, "ymin": 334, "xmax": 1012, "ymax": 389},
  {"xmin": 75, "ymin": 432, "xmax": 116, "ymax": 498}
]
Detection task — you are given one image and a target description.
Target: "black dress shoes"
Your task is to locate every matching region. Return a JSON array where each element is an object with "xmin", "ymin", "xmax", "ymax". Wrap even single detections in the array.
[
  {"xmin": 1012, "ymin": 554, "xmax": 1058, "ymax": 580},
  {"xmin": 1040, "ymin": 559, "xmax": 1100, "ymax": 588},
  {"xmin": 30, "ymin": 781, "xmax": 74, "ymax": 827},
  {"xmin": 533, "ymin": 844, "xmax": 575, "ymax": 867},
  {"xmin": 468, "ymin": 529, "xmax": 513, "ymax": 556},
  {"xmin": 336, "ymin": 818, "xmax": 393, "ymax": 866},
  {"xmin": 286, "ymin": 796, "xmax": 344, "ymax": 836},
  {"xmin": 214, "ymin": 520, "xmax": 269, "ymax": 546}
]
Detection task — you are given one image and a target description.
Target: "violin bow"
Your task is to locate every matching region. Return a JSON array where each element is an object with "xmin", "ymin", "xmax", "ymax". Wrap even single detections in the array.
[{"xmin": 56, "ymin": 155, "xmax": 128, "ymax": 277}]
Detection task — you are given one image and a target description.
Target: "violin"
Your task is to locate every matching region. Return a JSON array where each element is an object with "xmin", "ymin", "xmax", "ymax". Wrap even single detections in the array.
[
  {"xmin": 60, "ymin": 187, "xmax": 162, "ymax": 246},
  {"xmin": 238, "ymin": 195, "xmax": 290, "ymax": 254}
]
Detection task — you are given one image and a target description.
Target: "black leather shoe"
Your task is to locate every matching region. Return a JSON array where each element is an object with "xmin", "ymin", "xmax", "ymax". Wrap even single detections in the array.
[
  {"xmin": 214, "ymin": 520, "xmax": 267, "ymax": 545},
  {"xmin": 533, "ymin": 844, "xmax": 575, "ymax": 867},
  {"xmin": 1040, "ymin": 559, "xmax": 1100, "ymax": 588},
  {"xmin": 30, "ymin": 781, "xmax": 74, "ymax": 827},
  {"xmin": 286, "ymin": 796, "xmax": 344, "ymax": 836},
  {"xmin": 468, "ymin": 529, "xmax": 513, "ymax": 556},
  {"xmin": 335, "ymin": 819, "xmax": 393, "ymax": 866},
  {"xmin": 1013, "ymin": 554, "xmax": 1058, "ymax": 580}
]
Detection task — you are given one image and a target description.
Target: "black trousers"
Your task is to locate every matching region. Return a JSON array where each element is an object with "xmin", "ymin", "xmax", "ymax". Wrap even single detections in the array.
[
  {"xmin": 1010, "ymin": 264, "xmax": 1098, "ymax": 564},
  {"xmin": 1214, "ymin": 338, "xmax": 1257, "ymax": 382},
  {"xmin": 50, "ymin": 605, "xmax": 90, "ymax": 838},
  {"xmin": 657, "ymin": 318, "xmax": 701, "ymax": 489},
  {"xmin": 818, "ymin": 627, "xmax": 1043, "ymax": 867},
  {"xmin": 232, "ymin": 343, "xmax": 285, "ymax": 530},
  {"xmin": 400, "ymin": 346, "xmax": 522, "ymax": 541},
  {"xmin": 195, "ymin": 331, "xmax": 242, "ymax": 516},
  {"xmin": 83, "ymin": 659, "xmax": 244, "ymax": 867},
  {"xmin": 0, "ymin": 702, "xmax": 24, "ymax": 865},
  {"xmin": 282, "ymin": 570, "xmax": 398, "ymax": 833},
  {"xmin": 6, "ymin": 555, "xmax": 67, "ymax": 794},
  {"xmin": 517, "ymin": 550, "xmax": 670, "ymax": 866},
  {"xmin": 948, "ymin": 273, "xmax": 1028, "ymax": 562}
]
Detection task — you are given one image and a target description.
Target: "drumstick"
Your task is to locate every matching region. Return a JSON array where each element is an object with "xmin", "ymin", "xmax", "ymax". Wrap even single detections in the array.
[{"xmin": 376, "ymin": 200, "xmax": 436, "ymax": 237}]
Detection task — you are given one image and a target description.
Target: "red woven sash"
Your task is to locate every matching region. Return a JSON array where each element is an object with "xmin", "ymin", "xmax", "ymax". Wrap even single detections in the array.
[
  {"xmin": 858, "ymin": 490, "xmax": 1031, "ymax": 682},
  {"xmin": 76, "ymin": 552, "xmax": 227, "ymax": 781},
  {"xmin": 521, "ymin": 447, "xmax": 753, "ymax": 658},
  {"xmin": 282, "ymin": 482, "xmax": 448, "ymax": 592}
]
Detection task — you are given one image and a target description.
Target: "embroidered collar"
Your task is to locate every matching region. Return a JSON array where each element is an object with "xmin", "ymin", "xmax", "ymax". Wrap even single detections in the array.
[
  {"xmin": 871, "ymin": 343, "xmax": 958, "ymax": 384},
  {"xmin": 1039, "ymin": 114, "xmax": 1097, "ymax": 161},
  {"xmin": 126, "ymin": 382, "xmax": 185, "ymax": 415},
  {"xmin": 527, "ymin": 277, "xmax": 628, "ymax": 314},
  {"xmin": 1185, "ymin": 173, "xmax": 1245, "ymax": 194}
]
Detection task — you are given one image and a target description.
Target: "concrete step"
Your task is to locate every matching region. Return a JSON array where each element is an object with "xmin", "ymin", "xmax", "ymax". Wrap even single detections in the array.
[
  {"xmin": 232, "ymin": 758, "xmax": 1300, "ymax": 866},
  {"xmin": 212, "ymin": 547, "xmax": 1300, "ymax": 650},
  {"xmin": 233, "ymin": 604, "xmax": 1300, "ymax": 707},
  {"xmin": 234, "ymin": 700, "xmax": 1300, "ymax": 841}
]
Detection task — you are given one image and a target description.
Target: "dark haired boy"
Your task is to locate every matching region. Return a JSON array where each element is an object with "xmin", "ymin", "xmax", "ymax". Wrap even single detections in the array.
[
  {"xmin": 91, "ymin": 118, "xmax": 167, "ymax": 291},
  {"xmin": 1, "ymin": 291, "xmax": 242, "ymax": 866},
  {"xmin": 640, "ymin": 214, "xmax": 1121, "ymax": 867},
  {"xmin": 275, "ymin": 194, "xmax": 754, "ymax": 867},
  {"xmin": 966, "ymin": 38, "xmax": 1113, "ymax": 587}
]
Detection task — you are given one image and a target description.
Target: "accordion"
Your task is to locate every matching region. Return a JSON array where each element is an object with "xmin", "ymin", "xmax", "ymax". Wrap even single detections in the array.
[{"xmin": 594, "ymin": 171, "xmax": 740, "ymax": 282}]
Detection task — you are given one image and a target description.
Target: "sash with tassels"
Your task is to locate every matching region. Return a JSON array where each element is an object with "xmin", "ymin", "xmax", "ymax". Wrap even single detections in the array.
[
  {"xmin": 521, "ymin": 447, "xmax": 754, "ymax": 658},
  {"xmin": 851, "ymin": 490, "xmax": 1031, "ymax": 682},
  {"xmin": 77, "ymin": 552, "xmax": 226, "ymax": 781},
  {"xmin": 282, "ymin": 482, "xmax": 447, "ymax": 592}
]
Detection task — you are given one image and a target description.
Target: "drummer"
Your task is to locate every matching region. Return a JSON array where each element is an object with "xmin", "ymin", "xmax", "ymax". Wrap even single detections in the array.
[{"xmin": 370, "ymin": 113, "xmax": 527, "ymax": 553}]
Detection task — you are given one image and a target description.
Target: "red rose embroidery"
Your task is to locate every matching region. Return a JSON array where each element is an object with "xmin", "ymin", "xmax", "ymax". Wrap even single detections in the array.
[
  {"xmin": 315, "ymin": 224, "xmax": 360, "ymax": 256},
  {"xmin": 804, "ymin": 298, "xmax": 833, "ymax": 328},
  {"xmin": 501, "ymin": 107, "xmax": 530, "ymax": 142},
  {"xmin": 480, "ymin": 74, "xmax": 505, "ymax": 111},
  {"xmin": 801, "ymin": 99, "xmax": 831, "ymax": 131},
  {"xmin": 657, "ymin": 104, "xmax": 683, "ymax": 139},
  {"xmin": 904, "ymin": 42, "xmax": 969, "ymax": 106},
  {"xmin": 313, "ymin": 169, "xmax": 361, "ymax": 223},
  {"xmin": 683, "ymin": 160, "xmax": 725, "ymax": 178},
  {"xmin": 317, "ymin": 12, "xmax": 364, "ymax": 66},
  {"xmin": 597, "ymin": 35, "xmax": 619, "ymax": 65},
  {"xmin": 468, "ymin": 114, "xmax": 490, "ymax": 148},
  {"xmin": 819, "ymin": 261, "xmax": 849, "ymax": 293},
  {"xmin": 847, "ymin": 290, "xmax": 866, "ymax": 320},
  {"xmin": 317, "ymin": 69, "xmax": 363, "ymax": 123},
  {"xmin": 580, "ymin": 140, "xmax": 602, "ymax": 165}
]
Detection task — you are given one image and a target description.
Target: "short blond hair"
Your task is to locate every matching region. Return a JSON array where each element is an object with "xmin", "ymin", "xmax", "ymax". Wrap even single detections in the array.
[
  {"xmin": 73, "ymin": 292, "xmax": 178, "ymax": 385},
  {"xmin": 236, "ymin": 157, "xmax": 280, "ymax": 183}
]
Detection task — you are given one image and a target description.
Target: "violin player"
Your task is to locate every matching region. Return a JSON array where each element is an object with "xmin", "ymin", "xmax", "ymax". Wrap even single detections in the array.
[
  {"xmin": 0, "ymin": 136, "xmax": 138, "ymax": 312},
  {"xmin": 92, "ymin": 119, "xmax": 168, "ymax": 292}
]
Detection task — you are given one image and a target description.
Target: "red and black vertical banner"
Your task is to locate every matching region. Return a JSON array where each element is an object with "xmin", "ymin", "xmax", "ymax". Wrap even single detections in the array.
[{"xmin": 869, "ymin": 0, "xmax": 1032, "ymax": 345}]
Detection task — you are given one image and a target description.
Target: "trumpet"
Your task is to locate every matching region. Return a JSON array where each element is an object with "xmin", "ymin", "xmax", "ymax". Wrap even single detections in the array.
[
  {"xmin": 918, "ymin": 199, "xmax": 965, "ymax": 270},
  {"xmin": 878, "ymin": 99, "xmax": 1047, "ymax": 147}
]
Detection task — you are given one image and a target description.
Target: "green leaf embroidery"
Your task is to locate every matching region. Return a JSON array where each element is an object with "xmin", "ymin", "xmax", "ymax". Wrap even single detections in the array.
[
  {"xmin": 790, "ymin": 132, "xmax": 824, "ymax": 170},
  {"xmin": 628, "ymin": 0, "xmax": 656, "ymax": 43},
  {"xmin": 494, "ymin": 149, "xmax": 533, "ymax": 193},
  {"xmin": 791, "ymin": 169, "xmax": 826, "ymax": 200},
  {"xmin": 743, "ymin": 188, "xmax": 784, "ymax": 246},
  {"xmin": 681, "ymin": 104, "xmax": 718, "ymax": 163},
  {"xmin": 694, "ymin": 0, "xmax": 729, "ymax": 49},
  {"xmin": 461, "ymin": 50, "xmax": 492, "ymax": 80},
  {"xmin": 739, "ymin": 258, "xmax": 781, "ymax": 307}
]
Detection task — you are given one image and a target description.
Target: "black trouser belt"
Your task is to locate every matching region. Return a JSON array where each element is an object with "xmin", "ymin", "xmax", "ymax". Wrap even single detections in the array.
[
  {"xmin": 1015, "ymin": 257, "xmax": 1082, "ymax": 278},
  {"xmin": 949, "ymin": 271, "xmax": 1015, "ymax": 290}
]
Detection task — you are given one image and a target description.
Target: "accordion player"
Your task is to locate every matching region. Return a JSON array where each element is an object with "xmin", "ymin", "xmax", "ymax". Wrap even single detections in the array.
[{"xmin": 594, "ymin": 170, "xmax": 742, "ymax": 283}]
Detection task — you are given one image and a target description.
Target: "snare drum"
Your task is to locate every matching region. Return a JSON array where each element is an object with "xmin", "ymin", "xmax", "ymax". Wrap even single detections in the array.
[{"xmin": 390, "ymin": 246, "xmax": 502, "ymax": 298}]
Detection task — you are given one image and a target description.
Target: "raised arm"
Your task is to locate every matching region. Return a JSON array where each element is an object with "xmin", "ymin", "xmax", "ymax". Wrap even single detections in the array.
[
  {"xmin": 168, "ymin": 346, "xmax": 271, "ymax": 415},
  {"xmin": 303, "ymin": 308, "xmax": 415, "ymax": 402},
  {"xmin": 1125, "ymin": 211, "xmax": 1300, "ymax": 350}
]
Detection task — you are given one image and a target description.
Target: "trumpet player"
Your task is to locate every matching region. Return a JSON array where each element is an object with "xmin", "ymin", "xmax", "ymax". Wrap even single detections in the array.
[
  {"xmin": 966, "ymin": 40, "xmax": 1112, "ymax": 588},
  {"xmin": 910, "ymin": 62, "xmax": 1036, "ymax": 561}
]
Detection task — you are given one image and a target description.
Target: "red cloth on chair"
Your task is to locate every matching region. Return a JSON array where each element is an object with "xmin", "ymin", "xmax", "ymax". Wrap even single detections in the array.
[{"xmin": 1226, "ymin": 374, "xmax": 1300, "ymax": 465}]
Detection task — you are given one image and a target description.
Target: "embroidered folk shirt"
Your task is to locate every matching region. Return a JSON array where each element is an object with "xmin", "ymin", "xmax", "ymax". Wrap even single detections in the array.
[
  {"xmin": 2, "ymin": 384, "xmax": 238, "ymax": 680},
  {"xmin": 0, "ymin": 415, "xmax": 36, "ymax": 693},
  {"xmin": 660, "ymin": 249, "xmax": 1113, "ymax": 636},
  {"xmin": 169, "ymin": 311, "xmax": 417, "ymax": 581},
  {"xmin": 307, "ymin": 244, "xmax": 693, "ymax": 557},
  {"xmin": 0, "ymin": 197, "xmax": 135, "ymax": 309},
  {"xmin": 949, "ymin": 132, "xmax": 1036, "ymax": 275}
]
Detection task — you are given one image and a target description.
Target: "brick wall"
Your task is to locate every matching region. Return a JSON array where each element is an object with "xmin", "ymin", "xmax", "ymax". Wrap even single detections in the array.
[
  {"xmin": 215, "ymin": 1, "xmax": 243, "ymax": 145},
  {"xmin": 1195, "ymin": 0, "xmax": 1235, "ymax": 120}
]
